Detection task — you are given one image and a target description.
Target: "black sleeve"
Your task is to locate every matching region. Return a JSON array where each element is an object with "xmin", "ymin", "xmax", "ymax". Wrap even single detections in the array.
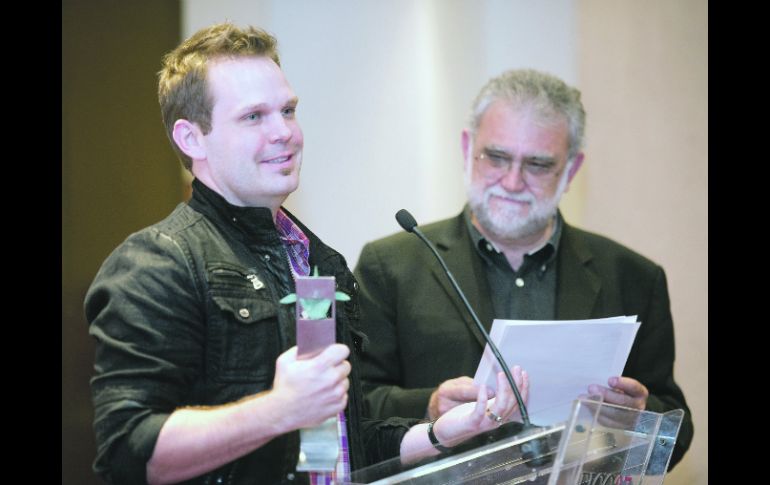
[
  {"xmin": 624, "ymin": 266, "xmax": 693, "ymax": 469},
  {"xmin": 354, "ymin": 242, "xmax": 434, "ymax": 419},
  {"xmin": 359, "ymin": 416, "xmax": 419, "ymax": 465},
  {"xmin": 85, "ymin": 229, "xmax": 205, "ymax": 485}
]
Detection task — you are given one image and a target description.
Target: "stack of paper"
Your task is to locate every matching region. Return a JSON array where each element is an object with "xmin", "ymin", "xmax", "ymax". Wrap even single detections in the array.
[{"xmin": 473, "ymin": 316, "xmax": 641, "ymax": 425}]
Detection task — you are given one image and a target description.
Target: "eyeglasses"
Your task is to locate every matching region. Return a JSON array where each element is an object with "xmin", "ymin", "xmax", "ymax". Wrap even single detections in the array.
[{"xmin": 475, "ymin": 148, "xmax": 562, "ymax": 185}]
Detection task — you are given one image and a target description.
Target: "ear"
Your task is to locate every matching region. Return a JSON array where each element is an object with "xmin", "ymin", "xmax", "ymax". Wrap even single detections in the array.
[
  {"xmin": 461, "ymin": 129, "xmax": 472, "ymax": 172},
  {"xmin": 172, "ymin": 119, "xmax": 206, "ymax": 161},
  {"xmin": 563, "ymin": 152, "xmax": 585, "ymax": 193}
]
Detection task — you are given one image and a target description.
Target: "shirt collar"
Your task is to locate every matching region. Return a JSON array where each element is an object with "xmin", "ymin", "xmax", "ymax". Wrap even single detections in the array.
[
  {"xmin": 275, "ymin": 208, "xmax": 311, "ymax": 277},
  {"xmin": 463, "ymin": 204, "xmax": 563, "ymax": 264}
]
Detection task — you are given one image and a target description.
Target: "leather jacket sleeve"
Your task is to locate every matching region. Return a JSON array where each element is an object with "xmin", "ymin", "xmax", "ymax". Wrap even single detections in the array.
[{"xmin": 85, "ymin": 227, "xmax": 204, "ymax": 485}]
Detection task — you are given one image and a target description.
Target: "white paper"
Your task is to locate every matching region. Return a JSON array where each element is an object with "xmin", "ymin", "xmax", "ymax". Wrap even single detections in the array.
[{"xmin": 473, "ymin": 316, "xmax": 641, "ymax": 425}]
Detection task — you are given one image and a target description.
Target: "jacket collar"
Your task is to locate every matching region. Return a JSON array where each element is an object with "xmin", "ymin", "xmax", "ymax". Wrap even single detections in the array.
[
  {"xmin": 188, "ymin": 178, "xmax": 280, "ymax": 244},
  {"xmin": 430, "ymin": 211, "xmax": 496, "ymax": 349},
  {"xmin": 555, "ymin": 223, "xmax": 601, "ymax": 319},
  {"xmin": 188, "ymin": 179, "xmax": 347, "ymax": 274},
  {"xmin": 429, "ymin": 209, "xmax": 602, "ymax": 348}
]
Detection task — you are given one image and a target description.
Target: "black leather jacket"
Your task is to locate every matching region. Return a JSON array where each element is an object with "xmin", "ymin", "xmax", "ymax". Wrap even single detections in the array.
[{"xmin": 86, "ymin": 180, "xmax": 413, "ymax": 485}]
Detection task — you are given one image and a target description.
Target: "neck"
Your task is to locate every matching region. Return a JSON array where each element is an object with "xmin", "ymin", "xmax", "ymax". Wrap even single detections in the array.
[
  {"xmin": 193, "ymin": 176, "xmax": 285, "ymax": 221},
  {"xmin": 472, "ymin": 214, "xmax": 555, "ymax": 271}
]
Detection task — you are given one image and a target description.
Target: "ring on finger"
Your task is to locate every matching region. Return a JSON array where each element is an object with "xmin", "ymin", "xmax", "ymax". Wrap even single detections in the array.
[{"xmin": 486, "ymin": 409, "xmax": 503, "ymax": 426}]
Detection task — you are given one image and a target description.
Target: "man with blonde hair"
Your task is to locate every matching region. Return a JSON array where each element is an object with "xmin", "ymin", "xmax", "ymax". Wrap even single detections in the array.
[{"xmin": 87, "ymin": 23, "xmax": 524, "ymax": 485}]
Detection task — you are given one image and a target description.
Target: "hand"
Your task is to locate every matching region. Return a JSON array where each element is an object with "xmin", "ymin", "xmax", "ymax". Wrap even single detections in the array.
[
  {"xmin": 588, "ymin": 376, "xmax": 648, "ymax": 410},
  {"xmin": 428, "ymin": 376, "xmax": 492, "ymax": 420},
  {"xmin": 432, "ymin": 367, "xmax": 529, "ymax": 448},
  {"xmin": 270, "ymin": 344, "xmax": 351, "ymax": 429},
  {"xmin": 500, "ymin": 365, "xmax": 529, "ymax": 423}
]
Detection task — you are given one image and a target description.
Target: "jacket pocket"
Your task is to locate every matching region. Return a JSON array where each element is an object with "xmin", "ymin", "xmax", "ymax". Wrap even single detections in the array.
[{"xmin": 206, "ymin": 263, "xmax": 278, "ymax": 383}]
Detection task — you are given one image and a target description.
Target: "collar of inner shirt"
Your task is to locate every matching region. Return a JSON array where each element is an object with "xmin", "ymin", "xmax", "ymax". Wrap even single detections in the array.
[{"xmin": 462, "ymin": 205, "xmax": 562, "ymax": 271}]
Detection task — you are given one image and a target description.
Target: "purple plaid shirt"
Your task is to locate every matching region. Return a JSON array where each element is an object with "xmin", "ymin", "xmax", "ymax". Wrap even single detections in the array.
[
  {"xmin": 275, "ymin": 209, "xmax": 350, "ymax": 485},
  {"xmin": 275, "ymin": 209, "xmax": 311, "ymax": 278}
]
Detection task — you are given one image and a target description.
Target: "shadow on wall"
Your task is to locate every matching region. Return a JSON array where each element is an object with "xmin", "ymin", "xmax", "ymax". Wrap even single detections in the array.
[{"xmin": 63, "ymin": 1, "xmax": 182, "ymax": 483}]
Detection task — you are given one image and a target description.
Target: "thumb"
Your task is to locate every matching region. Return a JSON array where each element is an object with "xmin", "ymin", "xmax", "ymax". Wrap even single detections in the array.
[{"xmin": 277, "ymin": 346, "xmax": 298, "ymax": 366}]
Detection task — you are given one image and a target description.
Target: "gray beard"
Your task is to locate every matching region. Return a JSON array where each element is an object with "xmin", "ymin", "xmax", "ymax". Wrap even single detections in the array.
[
  {"xmin": 471, "ymin": 197, "xmax": 557, "ymax": 240},
  {"xmin": 465, "ymin": 163, "xmax": 571, "ymax": 242}
]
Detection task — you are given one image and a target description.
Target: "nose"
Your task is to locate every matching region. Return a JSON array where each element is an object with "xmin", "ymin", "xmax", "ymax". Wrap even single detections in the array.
[
  {"xmin": 499, "ymin": 161, "xmax": 527, "ymax": 192},
  {"xmin": 268, "ymin": 114, "xmax": 292, "ymax": 143}
]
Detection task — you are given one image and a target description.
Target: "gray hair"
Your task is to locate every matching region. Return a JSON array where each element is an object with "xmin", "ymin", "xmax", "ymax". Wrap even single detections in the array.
[{"xmin": 469, "ymin": 69, "xmax": 586, "ymax": 160}]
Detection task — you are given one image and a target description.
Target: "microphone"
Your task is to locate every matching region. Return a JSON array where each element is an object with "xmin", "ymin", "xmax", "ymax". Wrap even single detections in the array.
[{"xmin": 395, "ymin": 209, "xmax": 550, "ymax": 466}]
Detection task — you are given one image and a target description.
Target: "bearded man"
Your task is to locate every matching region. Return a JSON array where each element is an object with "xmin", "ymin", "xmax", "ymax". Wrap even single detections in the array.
[{"xmin": 353, "ymin": 69, "xmax": 693, "ymax": 469}]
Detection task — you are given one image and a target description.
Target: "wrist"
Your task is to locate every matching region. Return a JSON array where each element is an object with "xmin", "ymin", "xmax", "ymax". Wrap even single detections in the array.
[
  {"xmin": 427, "ymin": 419, "xmax": 452, "ymax": 453},
  {"xmin": 257, "ymin": 389, "xmax": 299, "ymax": 435}
]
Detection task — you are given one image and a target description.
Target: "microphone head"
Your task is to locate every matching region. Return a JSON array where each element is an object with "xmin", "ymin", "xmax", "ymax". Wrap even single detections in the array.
[{"xmin": 395, "ymin": 209, "xmax": 418, "ymax": 233}]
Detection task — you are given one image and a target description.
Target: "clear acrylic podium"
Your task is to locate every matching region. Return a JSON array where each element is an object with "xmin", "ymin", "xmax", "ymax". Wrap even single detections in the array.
[{"xmin": 346, "ymin": 398, "xmax": 684, "ymax": 484}]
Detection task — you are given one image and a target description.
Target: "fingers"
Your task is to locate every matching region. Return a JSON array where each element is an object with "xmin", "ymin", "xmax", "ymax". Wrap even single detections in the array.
[
  {"xmin": 429, "ymin": 376, "xmax": 485, "ymax": 419},
  {"xmin": 317, "ymin": 349, "xmax": 351, "ymax": 393},
  {"xmin": 442, "ymin": 376, "xmax": 483, "ymax": 401},
  {"xmin": 608, "ymin": 376, "xmax": 648, "ymax": 400},
  {"xmin": 275, "ymin": 344, "xmax": 351, "ymax": 396},
  {"xmin": 277, "ymin": 344, "xmax": 349, "ymax": 368},
  {"xmin": 481, "ymin": 372, "xmax": 512, "ymax": 426},
  {"xmin": 317, "ymin": 343, "xmax": 350, "ymax": 366},
  {"xmin": 495, "ymin": 371, "xmax": 513, "ymax": 412},
  {"xmin": 489, "ymin": 366, "xmax": 530, "ymax": 424},
  {"xmin": 520, "ymin": 368, "xmax": 529, "ymax": 404},
  {"xmin": 305, "ymin": 344, "xmax": 351, "ymax": 382},
  {"xmin": 473, "ymin": 384, "xmax": 488, "ymax": 419},
  {"xmin": 599, "ymin": 377, "xmax": 648, "ymax": 410},
  {"xmin": 512, "ymin": 365, "xmax": 523, "ymax": 397},
  {"xmin": 431, "ymin": 369, "xmax": 529, "ymax": 448},
  {"xmin": 276, "ymin": 345, "xmax": 299, "ymax": 366},
  {"xmin": 332, "ymin": 382, "xmax": 349, "ymax": 413},
  {"xmin": 588, "ymin": 379, "xmax": 647, "ymax": 410},
  {"xmin": 270, "ymin": 345, "xmax": 351, "ymax": 429}
]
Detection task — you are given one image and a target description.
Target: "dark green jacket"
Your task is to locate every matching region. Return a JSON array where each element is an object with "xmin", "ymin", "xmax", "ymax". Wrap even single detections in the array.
[{"xmin": 354, "ymin": 210, "xmax": 693, "ymax": 468}]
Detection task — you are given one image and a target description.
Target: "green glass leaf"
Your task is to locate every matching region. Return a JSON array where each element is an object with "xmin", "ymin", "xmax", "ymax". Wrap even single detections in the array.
[{"xmin": 299, "ymin": 297, "xmax": 332, "ymax": 319}]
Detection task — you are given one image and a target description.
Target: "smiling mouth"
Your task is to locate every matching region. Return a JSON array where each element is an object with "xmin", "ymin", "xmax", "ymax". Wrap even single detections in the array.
[
  {"xmin": 262, "ymin": 154, "xmax": 292, "ymax": 164},
  {"xmin": 490, "ymin": 194, "xmax": 531, "ymax": 205}
]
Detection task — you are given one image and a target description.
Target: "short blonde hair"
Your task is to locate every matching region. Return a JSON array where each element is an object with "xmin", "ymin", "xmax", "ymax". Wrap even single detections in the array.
[{"xmin": 158, "ymin": 23, "xmax": 280, "ymax": 170}]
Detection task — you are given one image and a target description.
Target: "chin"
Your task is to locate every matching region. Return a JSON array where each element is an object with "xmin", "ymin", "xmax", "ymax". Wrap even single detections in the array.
[
  {"xmin": 275, "ymin": 177, "xmax": 300, "ymax": 198},
  {"xmin": 487, "ymin": 204, "xmax": 530, "ymax": 224},
  {"xmin": 481, "ymin": 208, "xmax": 548, "ymax": 239}
]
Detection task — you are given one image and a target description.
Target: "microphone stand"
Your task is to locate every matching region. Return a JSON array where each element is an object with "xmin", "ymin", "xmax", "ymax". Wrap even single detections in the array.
[{"xmin": 396, "ymin": 209, "xmax": 551, "ymax": 466}]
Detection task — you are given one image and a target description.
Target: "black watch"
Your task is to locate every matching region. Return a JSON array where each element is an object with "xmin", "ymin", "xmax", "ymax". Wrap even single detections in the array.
[{"xmin": 427, "ymin": 420, "xmax": 452, "ymax": 453}]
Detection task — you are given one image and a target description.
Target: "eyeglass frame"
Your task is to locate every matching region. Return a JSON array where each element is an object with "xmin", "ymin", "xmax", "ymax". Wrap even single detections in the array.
[{"xmin": 473, "ymin": 146, "xmax": 568, "ymax": 185}]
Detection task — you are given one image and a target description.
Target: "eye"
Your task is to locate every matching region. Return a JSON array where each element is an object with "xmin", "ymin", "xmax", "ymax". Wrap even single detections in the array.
[
  {"xmin": 483, "ymin": 151, "xmax": 511, "ymax": 168},
  {"xmin": 282, "ymin": 106, "xmax": 297, "ymax": 118},
  {"xmin": 523, "ymin": 160, "xmax": 555, "ymax": 174},
  {"xmin": 245, "ymin": 112, "xmax": 262, "ymax": 122}
]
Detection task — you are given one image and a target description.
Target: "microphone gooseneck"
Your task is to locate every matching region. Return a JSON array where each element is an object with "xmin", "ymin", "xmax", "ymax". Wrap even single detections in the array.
[
  {"xmin": 396, "ymin": 209, "xmax": 531, "ymax": 426},
  {"xmin": 396, "ymin": 209, "xmax": 551, "ymax": 465}
]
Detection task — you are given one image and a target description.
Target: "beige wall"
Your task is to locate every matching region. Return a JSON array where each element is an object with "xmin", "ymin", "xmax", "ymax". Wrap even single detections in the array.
[
  {"xmin": 576, "ymin": 1, "xmax": 708, "ymax": 483},
  {"xmin": 184, "ymin": 0, "xmax": 579, "ymax": 267}
]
